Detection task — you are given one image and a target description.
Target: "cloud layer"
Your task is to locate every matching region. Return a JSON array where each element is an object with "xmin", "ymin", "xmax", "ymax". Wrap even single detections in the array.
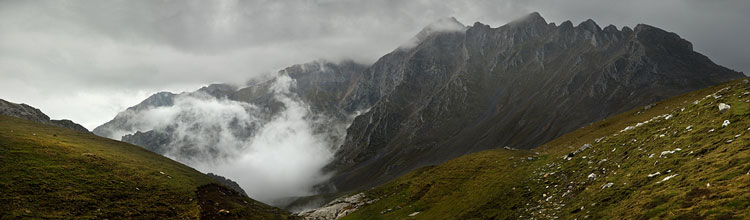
[
  {"xmin": 106, "ymin": 75, "xmax": 339, "ymax": 204},
  {"xmin": 1, "ymin": 0, "xmax": 747, "ymax": 131}
]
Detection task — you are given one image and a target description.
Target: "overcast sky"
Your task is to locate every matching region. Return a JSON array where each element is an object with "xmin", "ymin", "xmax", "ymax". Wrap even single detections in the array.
[{"xmin": 1, "ymin": 0, "xmax": 747, "ymax": 129}]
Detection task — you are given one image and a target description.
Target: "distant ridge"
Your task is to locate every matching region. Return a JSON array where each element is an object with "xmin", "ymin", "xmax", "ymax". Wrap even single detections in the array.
[{"xmin": 0, "ymin": 98, "xmax": 89, "ymax": 133}]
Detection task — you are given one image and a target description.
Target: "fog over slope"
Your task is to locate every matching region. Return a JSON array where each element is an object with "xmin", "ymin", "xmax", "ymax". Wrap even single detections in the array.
[{"xmin": 101, "ymin": 75, "xmax": 343, "ymax": 205}]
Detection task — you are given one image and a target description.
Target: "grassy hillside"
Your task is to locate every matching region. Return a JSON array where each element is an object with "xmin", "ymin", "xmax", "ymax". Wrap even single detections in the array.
[
  {"xmin": 0, "ymin": 115, "xmax": 295, "ymax": 219},
  {"xmin": 341, "ymin": 77, "xmax": 749, "ymax": 219}
]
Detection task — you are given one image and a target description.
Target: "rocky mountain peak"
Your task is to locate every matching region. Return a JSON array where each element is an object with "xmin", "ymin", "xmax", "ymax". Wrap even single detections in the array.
[
  {"xmin": 633, "ymin": 23, "xmax": 655, "ymax": 32},
  {"xmin": 426, "ymin": 17, "xmax": 465, "ymax": 31},
  {"xmin": 603, "ymin": 24, "xmax": 618, "ymax": 33},
  {"xmin": 415, "ymin": 17, "xmax": 466, "ymax": 38},
  {"xmin": 578, "ymin": 19, "xmax": 602, "ymax": 32},
  {"xmin": 472, "ymin": 21, "xmax": 489, "ymax": 28},
  {"xmin": 559, "ymin": 20, "xmax": 574, "ymax": 30},
  {"xmin": 621, "ymin": 26, "xmax": 634, "ymax": 35},
  {"xmin": 197, "ymin": 84, "xmax": 237, "ymax": 98},
  {"xmin": 401, "ymin": 17, "xmax": 467, "ymax": 49},
  {"xmin": 510, "ymin": 12, "xmax": 548, "ymax": 27},
  {"xmin": 633, "ymin": 23, "xmax": 695, "ymax": 52},
  {"xmin": 501, "ymin": 12, "xmax": 552, "ymax": 37},
  {"xmin": 129, "ymin": 92, "xmax": 176, "ymax": 111}
]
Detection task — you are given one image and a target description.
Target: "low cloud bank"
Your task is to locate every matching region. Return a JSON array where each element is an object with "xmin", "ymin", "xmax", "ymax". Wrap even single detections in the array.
[{"xmin": 109, "ymin": 75, "xmax": 340, "ymax": 205}]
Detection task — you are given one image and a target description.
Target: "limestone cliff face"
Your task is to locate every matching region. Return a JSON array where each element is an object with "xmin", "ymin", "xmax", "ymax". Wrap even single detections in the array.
[{"xmin": 327, "ymin": 12, "xmax": 744, "ymax": 191}]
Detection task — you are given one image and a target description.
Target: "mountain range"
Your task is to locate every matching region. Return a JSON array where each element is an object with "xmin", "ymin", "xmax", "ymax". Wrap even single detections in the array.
[
  {"xmin": 326, "ymin": 12, "xmax": 744, "ymax": 192},
  {"xmin": 0, "ymin": 11, "xmax": 747, "ymax": 219},
  {"xmin": 94, "ymin": 12, "xmax": 743, "ymax": 198}
]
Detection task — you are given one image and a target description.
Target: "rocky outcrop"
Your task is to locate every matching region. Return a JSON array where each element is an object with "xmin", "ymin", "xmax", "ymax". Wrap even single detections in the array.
[
  {"xmin": 295, "ymin": 193, "xmax": 375, "ymax": 220},
  {"xmin": 206, "ymin": 173, "xmax": 249, "ymax": 197},
  {"xmin": 326, "ymin": 12, "xmax": 744, "ymax": 192},
  {"xmin": 718, "ymin": 103, "xmax": 731, "ymax": 113},
  {"xmin": 0, "ymin": 98, "xmax": 89, "ymax": 132}
]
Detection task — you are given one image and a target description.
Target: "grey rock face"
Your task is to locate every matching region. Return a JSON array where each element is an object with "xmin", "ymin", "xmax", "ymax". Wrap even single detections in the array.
[
  {"xmin": 284, "ymin": 61, "xmax": 368, "ymax": 119},
  {"xmin": 295, "ymin": 193, "xmax": 373, "ymax": 220},
  {"xmin": 93, "ymin": 91, "xmax": 176, "ymax": 139},
  {"xmin": 326, "ymin": 13, "xmax": 744, "ymax": 192},
  {"xmin": 0, "ymin": 99, "xmax": 89, "ymax": 133}
]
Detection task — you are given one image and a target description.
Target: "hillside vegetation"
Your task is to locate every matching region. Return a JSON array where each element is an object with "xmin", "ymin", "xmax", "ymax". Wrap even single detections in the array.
[
  {"xmin": 0, "ymin": 115, "xmax": 295, "ymax": 219},
  {"xmin": 340, "ymin": 77, "xmax": 749, "ymax": 219}
]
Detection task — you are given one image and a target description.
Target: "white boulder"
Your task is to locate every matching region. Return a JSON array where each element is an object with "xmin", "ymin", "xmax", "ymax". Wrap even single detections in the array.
[
  {"xmin": 587, "ymin": 173, "xmax": 596, "ymax": 180},
  {"xmin": 718, "ymin": 103, "xmax": 730, "ymax": 113},
  {"xmin": 647, "ymin": 172, "xmax": 661, "ymax": 178}
]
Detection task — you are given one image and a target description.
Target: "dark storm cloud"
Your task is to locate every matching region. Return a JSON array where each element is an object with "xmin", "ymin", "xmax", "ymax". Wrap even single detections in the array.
[{"xmin": 0, "ymin": 0, "xmax": 747, "ymax": 128}]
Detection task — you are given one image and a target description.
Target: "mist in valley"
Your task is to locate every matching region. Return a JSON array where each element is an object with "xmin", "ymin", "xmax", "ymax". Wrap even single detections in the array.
[{"xmin": 102, "ymin": 75, "xmax": 344, "ymax": 205}]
